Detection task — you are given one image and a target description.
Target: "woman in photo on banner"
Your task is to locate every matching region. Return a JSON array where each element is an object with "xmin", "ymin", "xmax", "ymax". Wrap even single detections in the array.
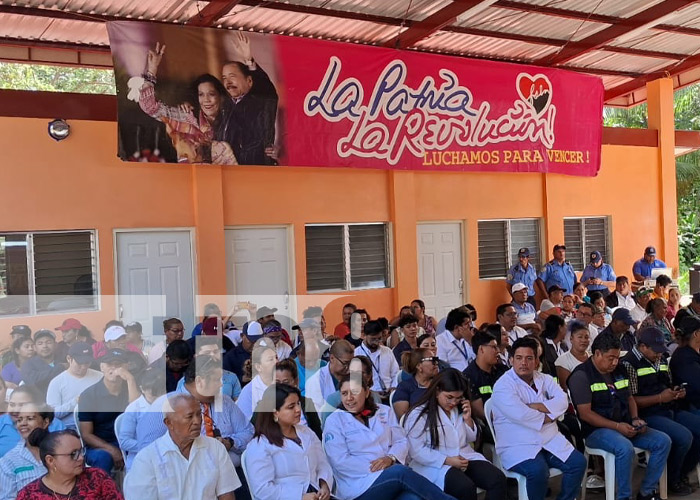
[{"xmin": 133, "ymin": 42, "xmax": 237, "ymax": 164}]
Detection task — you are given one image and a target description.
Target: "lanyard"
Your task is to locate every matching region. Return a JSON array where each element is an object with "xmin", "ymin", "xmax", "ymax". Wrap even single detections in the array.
[
  {"xmin": 452, "ymin": 340, "xmax": 470, "ymax": 361},
  {"xmin": 361, "ymin": 345, "xmax": 387, "ymax": 391}
]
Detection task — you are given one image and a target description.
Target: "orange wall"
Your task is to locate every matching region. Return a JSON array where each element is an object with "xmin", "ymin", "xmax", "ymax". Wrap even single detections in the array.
[{"xmin": 0, "ymin": 109, "xmax": 673, "ymax": 347}]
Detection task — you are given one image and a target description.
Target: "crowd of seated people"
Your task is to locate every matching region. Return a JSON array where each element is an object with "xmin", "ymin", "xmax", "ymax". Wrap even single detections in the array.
[{"xmin": 0, "ymin": 245, "xmax": 698, "ymax": 500}]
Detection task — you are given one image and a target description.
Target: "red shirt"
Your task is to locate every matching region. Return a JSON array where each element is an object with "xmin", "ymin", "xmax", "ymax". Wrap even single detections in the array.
[
  {"xmin": 18, "ymin": 468, "xmax": 123, "ymax": 500},
  {"xmin": 333, "ymin": 322, "xmax": 351, "ymax": 338}
]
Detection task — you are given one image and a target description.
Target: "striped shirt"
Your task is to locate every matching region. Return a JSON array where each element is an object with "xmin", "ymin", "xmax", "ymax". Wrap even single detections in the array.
[{"xmin": 0, "ymin": 441, "xmax": 47, "ymax": 500}]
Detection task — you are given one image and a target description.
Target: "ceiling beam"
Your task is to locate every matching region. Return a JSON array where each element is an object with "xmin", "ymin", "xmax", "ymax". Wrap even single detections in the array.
[
  {"xmin": 604, "ymin": 52, "xmax": 700, "ymax": 101},
  {"xmin": 535, "ymin": 0, "xmax": 698, "ymax": 67},
  {"xmin": 188, "ymin": 1, "xmax": 243, "ymax": 27},
  {"xmin": 383, "ymin": 0, "xmax": 498, "ymax": 49}
]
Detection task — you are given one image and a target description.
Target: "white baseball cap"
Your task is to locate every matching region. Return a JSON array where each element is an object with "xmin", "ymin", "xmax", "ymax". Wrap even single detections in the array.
[{"xmin": 104, "ymin": 325, "xmax": 127, "ymax": 342}]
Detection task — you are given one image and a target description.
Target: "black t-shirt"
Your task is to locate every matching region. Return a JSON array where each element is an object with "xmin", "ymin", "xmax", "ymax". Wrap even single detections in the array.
[
  {"xmin": 568, "ymin": 369, "xmax": 622, "ymax": 421},
  {"xmin": 392, "ymin": 340, "xmax": 413, "ymax": 365},
  {"xmin": 77, "ymin": 380, "xmax": 128, "ymax": 444},
  {"xmin": 463, "ymin": 361, "xmax": 507, "ymax": 403}
]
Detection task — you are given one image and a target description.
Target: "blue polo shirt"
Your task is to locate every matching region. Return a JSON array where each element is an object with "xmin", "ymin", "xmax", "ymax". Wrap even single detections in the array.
[
  {"xmin": 538, "ymin": 260, "xmax": 576, "ymax": 295},
  {"xmin": 580, "ymin": 263, "xmax": 617, "ymax": 291},
  {"xmin": 632, "ymin": 258, "xmax": 667, "ymax": 279},
  {"xmin": 511, "ymin": 301, "xmax": 537, "ymax": 324},
  {"xmin": 506, "ymin": 263, "xmax": 537, "ymax": 297}
]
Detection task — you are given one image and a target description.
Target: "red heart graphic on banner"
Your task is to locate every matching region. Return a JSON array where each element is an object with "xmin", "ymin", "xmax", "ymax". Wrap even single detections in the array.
[{"xmin": 517, "ymin": 73, "xmax": 553, "ymax": 116}]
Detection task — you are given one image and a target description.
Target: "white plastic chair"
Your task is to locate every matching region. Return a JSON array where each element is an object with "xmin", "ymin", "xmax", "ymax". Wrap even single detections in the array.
[
  {"xmin": 581, "ymin": 445, "xmax": 668, "ymax": 500},
  {"xmin": 73, "ymin": 404, "xmax": 84, "ymax": 445},
  {"xmin": 483, "ymin": 399, "xmax": 562, "ymax": 500},
  {"xmin": 114, "ymin": 413, "xmax": 128, "ymax": 463}
]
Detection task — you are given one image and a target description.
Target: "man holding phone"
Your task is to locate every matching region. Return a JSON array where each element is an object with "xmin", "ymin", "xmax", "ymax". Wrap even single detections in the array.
[
  {"xmin": 568, "ymin": 332, "xmax": 671, "ymax": 500},
  {"xmin": 621, "ymin": 327, "xmax": 700, "ymax": 496}
]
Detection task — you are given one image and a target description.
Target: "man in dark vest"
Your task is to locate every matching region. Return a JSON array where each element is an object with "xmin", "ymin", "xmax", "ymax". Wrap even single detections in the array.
[
  {"xmin": 568, "ymin": 333, "xmax": 670, "ymax": 500},
  {"xmin": 621, "ymin": 327, "xmax": 700, "ymax": 496}
]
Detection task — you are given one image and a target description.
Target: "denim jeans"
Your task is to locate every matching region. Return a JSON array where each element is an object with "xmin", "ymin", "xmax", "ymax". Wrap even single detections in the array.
[
  {"xmin": 585, "ymin": 427, "xmax": 671, "ymax": 499},
  {"xmin": 646, "ymin": 410, "xmax": 700, "ymax": 484},
  {"xmin": 85, "ymin": 442, "xmax": 119, "ymax": 472},
  {"xmin": 354, "ymin": 464, "xmax": 456, "ymax": 500},
  {"xmin": 509, "ymin": 449, "xmax": 587, "ymax": 500}
]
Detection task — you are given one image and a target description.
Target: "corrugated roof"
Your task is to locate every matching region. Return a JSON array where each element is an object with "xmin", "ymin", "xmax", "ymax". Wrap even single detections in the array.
[
  {"xmin": 1, "ymin": 0, "xmax": 700, "ymax": 105},
  {"xmin": 456, "ymin": 6, "xmax": 609, "ymax": 42},
  {"xmin": 414, "ymin": 29, "xmax": 558, "ymax": 61},
  {"xmin": 511, "ymin": 0, "xmax": 666, "ymax": 19}
]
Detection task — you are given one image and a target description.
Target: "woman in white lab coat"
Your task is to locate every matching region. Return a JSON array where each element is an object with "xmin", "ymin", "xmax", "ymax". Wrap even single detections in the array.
[
  {"xmin": 403, "ymin": 369, "xmax": 506, "ymax": 500},
  {"xmin": 236, "ymin": 338, "xmax": 278, "ymax": 421},
  {"xmin": 323, "ymin": 376, "xmax": 455, "ymax": 500},
  {"xmin": 244, "ymin": 383, "xmax": 333, "ymax": 500}
]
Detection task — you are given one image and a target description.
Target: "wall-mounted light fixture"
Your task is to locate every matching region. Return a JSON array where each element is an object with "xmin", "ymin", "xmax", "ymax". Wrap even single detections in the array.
[{"xmin": 48, "ymin": 119, "xmax": 70, "ymax": 141}]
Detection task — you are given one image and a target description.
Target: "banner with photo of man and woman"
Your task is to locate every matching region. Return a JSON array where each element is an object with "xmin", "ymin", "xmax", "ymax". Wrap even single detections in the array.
[{"xmin": 107, "ymin": 21, "xmax": 604, "ymax": 176}]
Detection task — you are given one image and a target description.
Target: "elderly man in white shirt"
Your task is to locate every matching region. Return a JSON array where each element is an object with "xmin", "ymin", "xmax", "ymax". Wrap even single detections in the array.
[
  {"xmin": 490, "ymin": 337, "xmax": 586, "ymax": 500},
  {"xmin": 124, "ymin": 393, "xmax": 241, "ymax": 500},
  {"xmin": 354, "ymin": 320, "xmax": 399, "ymax": 399},
  {"xmin": 437, "ymin": 308, "xmax": 475, "ymax": 371}
]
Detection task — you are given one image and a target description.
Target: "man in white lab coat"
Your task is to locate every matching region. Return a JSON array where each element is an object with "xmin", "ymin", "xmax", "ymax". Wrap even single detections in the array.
[
  {"xmin": 491, "ymin": 337, "xmax": 586, "ymax": 500},
  {"xmin": 355, "ymin": 320, "xmax": 399, "ymax": 400}
]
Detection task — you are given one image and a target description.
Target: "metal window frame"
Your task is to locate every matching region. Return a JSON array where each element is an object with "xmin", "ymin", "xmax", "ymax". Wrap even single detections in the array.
[
  {"xmin": 0, "ymin": 229, "xmax": 100, "ymax": 317},
  {"xmin": 305, "ymin": 222, "xmax": 391, "ymax": 293},
  {"xmin": 563, "ymin": 216, "xmax": 611, "ymax": 270},
  {"xmin": 477, "ymin": 217, "xmax": 542, "ymax": 279}
]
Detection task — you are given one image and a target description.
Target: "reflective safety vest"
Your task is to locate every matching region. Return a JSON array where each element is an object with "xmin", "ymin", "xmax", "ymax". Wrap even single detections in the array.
[
  {"xmin": 621, "ymin": 351, "xmax": 672, "ymax": 418},
  {"xmin": 569, "ymin": 358, "xmax": 631, "ymax": 438}
]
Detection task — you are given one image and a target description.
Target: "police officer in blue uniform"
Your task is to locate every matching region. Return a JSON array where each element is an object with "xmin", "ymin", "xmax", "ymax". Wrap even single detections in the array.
[
  {"xmin": 581, "ymin": 250, "xmax": 616, "ymax": 298},
  {"xmin": 506, "ymin": 247, "xmax": 538, "ymax": 306},
  {"xmin": 632, "ymin": 246, "xmax": 667, "ymax": 282},
  {"xmin": 537, "ymin": 244, "xmax": 577, "ymax": 297}
]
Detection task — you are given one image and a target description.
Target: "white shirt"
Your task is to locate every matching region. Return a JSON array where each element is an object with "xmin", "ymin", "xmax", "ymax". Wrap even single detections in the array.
[
  {"xmin": 630, "ymin": 304, "xmax": 648, "ymax": 326},
  {"xmin": 354, "ymin": 344, "xmax": 400, "ymax": 392},
  {"xmin": 306, "ymin": 365, "xmax": 338, "ymax": 412},
  {"xmin": 615, "ymin": 292, "xmax": 636, "ymax": 310},
  {"xmin": 436, "ymin": 331, "xmax": 475, "ymax": 371},
  {"xmin": 147, "ymin": 340, "xmax": 167, "ymax": 364},
  {"xmin": 236, "ymin": 375, "xmax": 270, "ymax": 421},
  {"xmin": 275, "ymin": 341, "xmax": 292, "ymax": 361},
  {"xmin": 244, "ymin": 425, "xmax": 333, "ymax": 500},
  {"xmin": 491, "ymin": 368, "xmax": 574, "ymax": 470},
  {"xmin": 323, "ymin": 405, "xmax": 408, "ymax": 500},
  {"xmin": 124, "ymin": 433, "xmax": 241, "ymax": 500},
  {"xmin": 504, "ymin": 325, "xmax": 529, "ymax": 346},
  {"xmin": 404, "ymin": 404, "xmax": 486, "ymax": 489},
  {"xmin": 554, "ymin": 351, "xmax": 586, "ymax": 374},
  {"xmin": 45, "ymin": 368, "xmax": 103, "ymax": 429}
]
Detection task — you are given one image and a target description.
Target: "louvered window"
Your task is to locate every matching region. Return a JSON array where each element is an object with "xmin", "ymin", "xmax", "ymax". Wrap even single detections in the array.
[
  {"xmin": 564, "ymin": 217, "xmax": 610, "ymax": 271},
  {"xmin": 306, "ymin": 224, "xmax": 389, "ymax": 292},
  {"xmin": 478, "ymin": 219, "xmax": 542, "ymax": 279},
  {"xmin": 0, "ymin": 231, "xmax": 98, "ymax": 316}
]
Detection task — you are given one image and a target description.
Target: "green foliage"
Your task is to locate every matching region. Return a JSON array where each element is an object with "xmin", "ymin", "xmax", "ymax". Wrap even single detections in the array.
[{"xmin": 0, "ymin": 62, "xmax": 115, "ymax": 94}]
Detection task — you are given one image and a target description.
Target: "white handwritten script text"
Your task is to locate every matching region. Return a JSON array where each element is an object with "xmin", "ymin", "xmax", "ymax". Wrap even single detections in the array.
[{"xmin": 303, "ymin": 57, "xmax": 556, "ymax": 165}]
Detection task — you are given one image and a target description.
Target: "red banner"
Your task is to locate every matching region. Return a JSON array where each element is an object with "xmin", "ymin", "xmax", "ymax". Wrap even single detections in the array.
[{"xmin": 107, "ymin": 21, "xmax": 603, "ymax": 176}]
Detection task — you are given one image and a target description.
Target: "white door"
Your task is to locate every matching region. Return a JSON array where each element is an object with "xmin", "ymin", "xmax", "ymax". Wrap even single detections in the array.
[
  {"xmin": 115, "ymin": 231, "xmax": 196, "ymax": 338},
  {"xmin": 225, "ymin": 227, "xmax": 293, "ymax": 330},
  {"xmin": 417, "ymin": 223, "xmax": 463, "ymax": 320}
]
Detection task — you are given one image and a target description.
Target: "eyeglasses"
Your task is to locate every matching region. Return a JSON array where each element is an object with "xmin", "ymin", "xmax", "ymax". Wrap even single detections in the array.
[
  {"xmin": 333, "ymin": 356, "xmax": 352, "ymax": 368},
  {"xmin": 482, "ymin": 343, "xmax": 499, "ymax": 351},
  {"xmin": 51, "ymin": 447, "xmax": 86, "ymax": 461},
  {"xmin": 168, "ymin": 328, "xmax": 185, "ymax": 334},
  {"xmin": 421, "ymin": 356, "xmax": 439, "ymax": 365}
]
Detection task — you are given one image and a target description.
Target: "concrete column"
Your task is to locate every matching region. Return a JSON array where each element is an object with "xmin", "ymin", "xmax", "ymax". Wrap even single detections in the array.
[
  {"xmin": 388, "ymin": 170, "xmax": 419, "ymax": 311},
  {"xmin": 646, "ymin": 78, "xmax": 679, "ymax": 273}
]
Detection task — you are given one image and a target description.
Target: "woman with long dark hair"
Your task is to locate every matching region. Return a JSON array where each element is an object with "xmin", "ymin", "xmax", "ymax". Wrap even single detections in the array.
[
  {"xmin": 16, "ymin": 429, "xmax": 122, "ymax": 499},
  {"xmin": 323, "ymin": 376, "xmax": 454, "ymax": 500},
  {"xmin": 137, "ymin": 43, "xmax": 237, "ymax": 164},
  {"xmin": 245, "ymin": 383, "xmax": 333, "ymax": 500},
  {"xmin": 542, "ymin": 315, "xmax": 568, "ymax": 378},
  {"xmin": 403, "ymin": 369, "xmax": 506, "ymax": 500},
  {"xmin": 1, "ymin": 336, "xmax": 35, "ymax": 388}
]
